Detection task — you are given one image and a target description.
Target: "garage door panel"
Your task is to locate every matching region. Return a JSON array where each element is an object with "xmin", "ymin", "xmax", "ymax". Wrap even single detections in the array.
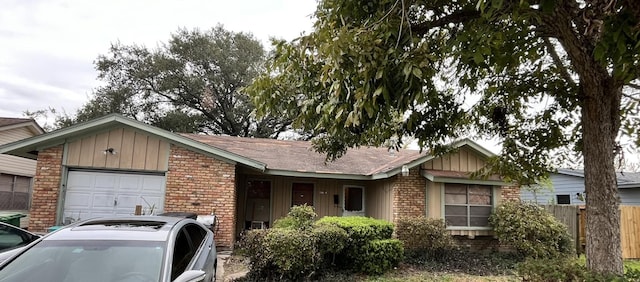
[
  {"xmin": 92, "ymin": 193, "xmax": 116, "ymax": 209},
  {"xmin": 66, "ymin": 173, "xmax": 95, "ymax": 187},
  {"xmin": 94, "ymin": 174, "xmax": 117, "ymax": 190},
  {"xmin": 64, "ymin": 192, "xmax": 93, "ymax": 208},
  {"xmin": 141, "ymin": 177, "xmax": 165, "ymax": 191},
  {"xmin": 118, "ymin": 175, "xmax": 142, "ymax": 191},
  {"xmin": 64, "ymin": 171, "xmax": 166, "ymax": 222}
]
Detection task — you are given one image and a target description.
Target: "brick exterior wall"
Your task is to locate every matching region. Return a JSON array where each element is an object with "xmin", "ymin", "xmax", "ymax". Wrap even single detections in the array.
[
  {"xmin": 392, "ymin": 167, "xmax": 426, "ymax": 221},
  {"xmin": 28, "ymin": 145, "xmax": 63, "ymax": 232},
  {"xmin": 165, "ymin": 145, "xmax": 237, "ymax": 249},
  {"xmin": 501, "ymin": 185, "xmax": 521, "ymax": 202}
]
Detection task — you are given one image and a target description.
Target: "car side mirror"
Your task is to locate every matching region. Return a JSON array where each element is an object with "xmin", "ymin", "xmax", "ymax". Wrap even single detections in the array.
[{"xmin": 173, "ymin": 270, "xmax": 206, "ymax": 282}]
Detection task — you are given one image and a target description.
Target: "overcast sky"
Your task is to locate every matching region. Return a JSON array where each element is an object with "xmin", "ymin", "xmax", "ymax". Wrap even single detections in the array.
[{"xmin": 0, "ymin": 0, "xmax": 317, "ymax": 123}]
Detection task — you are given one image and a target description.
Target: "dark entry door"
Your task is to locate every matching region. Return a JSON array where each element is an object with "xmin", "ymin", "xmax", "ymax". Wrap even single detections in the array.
[{"xmin": 292, "ymin": 183, "xmax": 314, "ymax": 206}]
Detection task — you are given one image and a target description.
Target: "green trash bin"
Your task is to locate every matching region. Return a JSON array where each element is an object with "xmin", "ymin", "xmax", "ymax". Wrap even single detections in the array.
[{"xmin": 0, "ymin": 213, "xmax": 26, "ymax": 228}]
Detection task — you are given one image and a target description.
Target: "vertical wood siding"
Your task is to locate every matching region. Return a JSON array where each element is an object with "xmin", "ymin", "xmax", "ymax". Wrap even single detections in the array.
[
  {"xmin": 366, "ymin": 180, "xmax": 393, "ymax": 221},
  {"xmin": 422, "ymin": 147, "xmax": 487, "ymax": 172},
  {"xmin": 426, "ymin": 181, "xmax": 442, "ymax": 218},
  {"xmin": 65, "ymin": 127, "xmax": 169, "ymax": 171},
  {"xmin": 235, "ymin": 172, "xmax": 380, "ymax": 234}
]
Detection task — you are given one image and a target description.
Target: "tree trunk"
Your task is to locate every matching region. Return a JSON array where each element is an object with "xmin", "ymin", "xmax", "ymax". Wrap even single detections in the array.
[{"xmin": 582, "ymin": 77, "xmax": 623, "ymax": 275}]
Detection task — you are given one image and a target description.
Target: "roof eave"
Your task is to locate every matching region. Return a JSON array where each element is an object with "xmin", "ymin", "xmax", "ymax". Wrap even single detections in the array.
[
  {"xmin": 0, "ymin": 114, "xmax": 267, "ymax": 171},
  {"xmin": 421, "ymin": 170, "xmax": 511, "ymax": 186},
  {"xmin": 263, "ymin": 169, "xmax": 373, "ymax": 180}
]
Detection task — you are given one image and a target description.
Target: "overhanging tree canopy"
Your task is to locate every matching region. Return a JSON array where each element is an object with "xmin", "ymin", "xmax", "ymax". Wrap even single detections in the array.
[
  {"xmin": 57, "ymin": 25, "xmax": 290, "ymax": 137},
  {"xmin": 246, "ymin": 0, "xmax": 640, "ymax": 275}
]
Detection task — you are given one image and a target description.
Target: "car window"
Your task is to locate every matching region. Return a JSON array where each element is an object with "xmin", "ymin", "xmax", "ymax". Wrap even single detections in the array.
[
  {"xmin": 170, "ymin": 223, "xmax": 207, "ymax": 280},
  {"xmin": 0, "ymin": 225, "xmax": 30, "ymax": 251},
  {"xmin": 185, "ymin": 224, "xmax": 206, "ymax": 249}
]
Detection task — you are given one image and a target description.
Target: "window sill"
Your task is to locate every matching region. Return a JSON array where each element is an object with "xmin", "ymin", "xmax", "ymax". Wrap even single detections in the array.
[{"xmin": 446, "ymin": 228, "xmax": 494, "ymax": 238}]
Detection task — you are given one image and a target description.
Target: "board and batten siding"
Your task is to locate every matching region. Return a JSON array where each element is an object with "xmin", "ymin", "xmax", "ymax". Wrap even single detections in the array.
[
  {"xmin": 235, "ymin": 172, "xmax": 386, "ymax": 235},
  {"xmin": 366, "ymin": 180, "xmax": 394, "ymax": 222},
  {"xmin": 520, "ymin": 173, "xmax": 586, "ymax": 205},
  {"xmin": 65, "ymin": 127, "xmax": 170, "ymax": 171},
  {"xmin": 422, "ymin": 147, "xmax": 487, "ymax": 172}
]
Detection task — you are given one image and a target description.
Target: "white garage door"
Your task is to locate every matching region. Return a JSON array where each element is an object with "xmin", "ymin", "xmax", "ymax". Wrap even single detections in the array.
[{"xmin": 63, "ymin": 171, "xmax": 166, "ymax": 223}]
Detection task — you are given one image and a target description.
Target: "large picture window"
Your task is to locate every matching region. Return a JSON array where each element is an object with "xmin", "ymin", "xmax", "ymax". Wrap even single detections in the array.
[{"xmin": 444, "ymin": 184, "xmax": 493, "ymax": 227}]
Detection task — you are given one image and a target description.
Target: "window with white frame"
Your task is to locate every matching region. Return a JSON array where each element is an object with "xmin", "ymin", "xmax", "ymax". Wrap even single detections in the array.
[{"xmin": 444, "ymin": 183, "xmax": 493, "ymax": 227}]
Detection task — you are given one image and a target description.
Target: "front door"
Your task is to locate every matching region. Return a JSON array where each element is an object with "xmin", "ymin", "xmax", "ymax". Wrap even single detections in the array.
[
  {"xmin": 292, "ymin": 183, "xmax": 314, "ymax": 207},
  {"xmin": 343, "ymin": 186, "xmax": 365, "ymax": 216}
]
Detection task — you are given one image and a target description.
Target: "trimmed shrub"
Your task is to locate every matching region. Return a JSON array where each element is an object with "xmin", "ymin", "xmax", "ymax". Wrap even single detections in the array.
[
  {"xmin": 315, "ymin": 216, "xmax": 393, "ymax": 244},
  {"xmin": 273, "ymin": 204, "xmax": 316, "ymax": 230},
  {"xmin": 354, "ymin": 239, "xmax": 404, "ymax": 275},
  {"xmin": 263, "ymin": 228, "xmax": 320, "ymax": 280},
  {"xmin": 313, "ymin": 223, "xmax": 348, "ymax": 266},
  {"xmin": 315, "ymin": 216, "xmax": 401, "ymax": 275},
  {"xmin": 395, "ymin": 217, "xmax": 456, "ymax": 259},
  {"xmin": 489, "ymin": 201, "xmax": 574, "ymax": 258}
]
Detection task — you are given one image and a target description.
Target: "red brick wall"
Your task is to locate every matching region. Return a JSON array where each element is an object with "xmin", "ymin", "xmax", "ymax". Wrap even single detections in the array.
[
  {"xmin": 165, "ymin": 145, "xmax": 237, "ymax": 249},
  {"xmin": 501, "ymin": 186, "xmax": 520, "ymax": 202},
  {"xmin": 29, "ymin": 145, "xmax": 63, "ymax": 232},
  {"xmin": 392, "ymin": 167, "xmax": 426, "ymax": 221}
]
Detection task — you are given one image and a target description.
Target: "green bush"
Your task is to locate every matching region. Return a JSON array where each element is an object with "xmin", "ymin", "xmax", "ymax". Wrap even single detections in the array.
[
  {"xmin": 273, "ymin": 204, "xmax": 316, "ymax": 229},
  {"xmin": 395, "ymin": 217, "xmax": 455, "ymax": 258},
  {"xmin": 517, "ymin": 257, "xmax": 640, "ymax": 281},
  {"xmin": 240, "ymin": 205, "xmax": 349, "ymax": 280},
  {"xmin": 313, "ymin": 223, "xmax": 348, "ymax": 265},
  {"xmin": 354, "ymin": 239, "xmax": 404, "ymax": 275},
  {"xmin": 241, "ymin": 213, "xmax": 401, "ymax": 278},
  {"xmin": 315, "ymin": 216, "xmax": 394, "ymax": 244},
  {"xmin": 263, "ymin": 228, "xmax": 320, "ymax": 280},
  {"xmin": 315, "ymin": 216, "xmax": 401, "ymax": 275},
  {"xmin": 237, "ymin": 229, "xmax": 273, "ymax": 274},
  {"xmin": 489, "ymin": 201, "xmax": 574, "ymax": 258}
]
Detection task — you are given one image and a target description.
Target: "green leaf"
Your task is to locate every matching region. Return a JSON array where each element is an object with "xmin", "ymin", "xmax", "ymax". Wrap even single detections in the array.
[{"xmin": 412, "ymin": 68, "xmax": 422, "ymax": 79}]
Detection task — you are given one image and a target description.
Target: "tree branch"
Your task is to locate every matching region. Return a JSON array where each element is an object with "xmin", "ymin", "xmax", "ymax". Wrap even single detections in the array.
[
  {"xmin": 410, "ymin": 8, "xmax": 480, "ymax": 35},
  {"xmin": 542, "ymin": 37, "xmax": 577, "ymax": 88},
  {"xmin": 626, "ymin": 83, "xmax": 640, "ymax": 91}
]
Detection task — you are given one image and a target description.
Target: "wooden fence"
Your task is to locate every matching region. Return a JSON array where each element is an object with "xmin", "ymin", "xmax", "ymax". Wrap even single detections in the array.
[
  {"xmin": 542, "ymin": 205, "xmax": 581, "ymax": 254},
  {"xmin": 544, "ymin": 205, "xmax": 640, "ymax": 259}
]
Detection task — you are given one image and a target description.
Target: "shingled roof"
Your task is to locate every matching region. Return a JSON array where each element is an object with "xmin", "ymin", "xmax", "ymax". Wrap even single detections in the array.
[
  {"xmin": 181, "ymin": 134, "xmax": 427, "ymax": 176},
  {"xmin": 0, "ymin": 117, "xmax": 35, "ymax": 128}
]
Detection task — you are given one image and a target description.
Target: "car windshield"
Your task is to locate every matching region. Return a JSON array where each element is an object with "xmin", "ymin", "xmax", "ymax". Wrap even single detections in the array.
[{"xmin": 0, "ymin": 240, "xmax": 165, "ymax": 282}]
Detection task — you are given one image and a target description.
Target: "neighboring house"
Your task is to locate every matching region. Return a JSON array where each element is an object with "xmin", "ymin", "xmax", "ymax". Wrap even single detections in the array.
[
  {"xmin": 520, "ymin": 168, "xmax": 640, "ymax": 205},
  {"xmin": 0, "ymin": 114, "xmax": 518, "ymax": 249},
  {"xmin": 0, "ymin": 118, "xmax": 44, "ymax": 214}
]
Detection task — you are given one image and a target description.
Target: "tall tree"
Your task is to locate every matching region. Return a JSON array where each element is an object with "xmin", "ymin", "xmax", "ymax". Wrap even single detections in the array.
[
  {"xmin": 247, "ymin": 0, "xmax": 640, "ymax": 275},
  {"xmin": 61, "ymin": 25, "xmax": 290, "ymax": 136}
]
